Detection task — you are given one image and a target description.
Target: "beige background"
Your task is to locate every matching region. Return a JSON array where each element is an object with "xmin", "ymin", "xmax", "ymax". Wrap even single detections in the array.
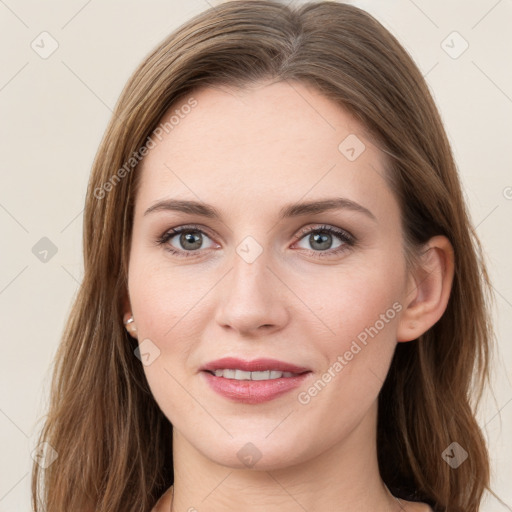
[{"xmin": 0, "ymin": 0, "xmax": 511, "ymax": 510}]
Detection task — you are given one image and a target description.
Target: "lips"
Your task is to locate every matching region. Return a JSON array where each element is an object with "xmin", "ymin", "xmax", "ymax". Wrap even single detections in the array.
[{"xmin": 200, "ymin": 357, "xmax": 312, "ymax": 404}]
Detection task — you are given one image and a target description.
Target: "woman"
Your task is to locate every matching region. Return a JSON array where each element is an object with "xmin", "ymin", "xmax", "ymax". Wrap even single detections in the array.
[{"xmin": 31, "ymin": 1, "xmax": 496, "ymax": 511}]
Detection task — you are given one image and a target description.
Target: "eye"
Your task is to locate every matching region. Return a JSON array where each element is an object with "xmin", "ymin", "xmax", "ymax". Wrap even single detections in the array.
[
  {"xmin": 156, "ymin": 225, "xmax": 217, "ymax": 257},
  {"xmin": 293, "ymin": 225, "xmax": 355, "ymax": 257}
]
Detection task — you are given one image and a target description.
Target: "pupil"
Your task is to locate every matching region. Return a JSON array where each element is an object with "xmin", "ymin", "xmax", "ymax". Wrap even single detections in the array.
[
  {"xmin": 311, "ymin": 232, "xmax": 331, "ymax": 250},
  {"xmin": 181, "ymin": 231, "xmax": 202, "ymax": 250}
]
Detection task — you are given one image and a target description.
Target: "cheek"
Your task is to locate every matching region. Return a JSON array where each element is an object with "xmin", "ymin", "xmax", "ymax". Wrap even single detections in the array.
[
  {"xmin": 316, "ymin": 255, "xmax": 405, "ymax": 343},
  {"xmin": 128, "ymin": 246, "xmax": 203, "ymax": 337},
  {"xmin": 127, "ymin": 252, "xmax": 206, "ymax": 422},
  {"xmin": 294, "ymin": 265, "xmax": 404, "ymax": 431},
  {"xmin": 304, "ymin": 253, "xmax": 405, "ymax": 409},
  {"xmin": 127, "ymin": 252, "xmax": 204, "ymax": 393}
]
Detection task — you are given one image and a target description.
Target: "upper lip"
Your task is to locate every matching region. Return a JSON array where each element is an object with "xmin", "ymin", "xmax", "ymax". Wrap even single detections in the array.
[{"xmin": 201, "ymin": 357, "xmax": 311, "ymax": 374}]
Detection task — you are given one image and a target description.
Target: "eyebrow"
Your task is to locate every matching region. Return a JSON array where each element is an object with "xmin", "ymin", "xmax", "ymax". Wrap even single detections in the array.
[{"xmin": 144, "ymin": 197, "xmax": 376, "ymax": 222}]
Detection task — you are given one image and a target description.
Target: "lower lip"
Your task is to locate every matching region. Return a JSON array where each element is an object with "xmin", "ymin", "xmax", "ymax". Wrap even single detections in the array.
[{"xmin": 201, "ymin": 371, "xmax": 311, "ymax": 404}]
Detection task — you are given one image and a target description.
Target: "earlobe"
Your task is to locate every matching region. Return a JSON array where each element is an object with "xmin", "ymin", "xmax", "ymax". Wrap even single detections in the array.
[
  {"xmin": 123, "ymin": 313, "xmax": 138, "ymax": 338},
  {"xmin": 397, "ymin": 235, "xmax": 455, "ymax": 342}
]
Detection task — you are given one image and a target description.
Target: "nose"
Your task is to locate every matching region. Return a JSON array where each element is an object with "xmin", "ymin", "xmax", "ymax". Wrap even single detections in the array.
[{"xmin": 214, "ymin": 247, "xmax": 289, "ymax": 336}]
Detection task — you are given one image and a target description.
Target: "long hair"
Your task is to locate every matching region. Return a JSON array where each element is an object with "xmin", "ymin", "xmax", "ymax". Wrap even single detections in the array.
[{"xmin": 32, "ymin": 2, "xmax": 495, "ymax": 511}]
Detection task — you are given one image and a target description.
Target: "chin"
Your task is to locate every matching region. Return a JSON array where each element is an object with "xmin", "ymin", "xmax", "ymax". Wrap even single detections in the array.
[{"xmin": 193, "ymin": 431, "xmax": 310, "ymax": 471}]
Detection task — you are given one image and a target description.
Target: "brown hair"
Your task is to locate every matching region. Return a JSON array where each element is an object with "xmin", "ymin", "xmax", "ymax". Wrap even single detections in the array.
[{"xmin": 32, "ymin": 1, "xmax": 496, "ymax": 511}]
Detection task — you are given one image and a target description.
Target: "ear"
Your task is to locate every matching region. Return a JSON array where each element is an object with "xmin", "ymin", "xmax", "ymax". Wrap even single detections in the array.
[{"xmin": 397, "ymin": 235, "xmax": 455, "ymax": 342}]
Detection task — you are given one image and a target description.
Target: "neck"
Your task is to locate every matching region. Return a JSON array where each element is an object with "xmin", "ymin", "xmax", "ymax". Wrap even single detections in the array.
[{"xmin": 170, "ymin": 402, "xmax": 400, "ymax": 512}]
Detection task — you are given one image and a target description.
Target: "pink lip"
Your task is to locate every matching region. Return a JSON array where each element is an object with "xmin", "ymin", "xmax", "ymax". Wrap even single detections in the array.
[
  {"xmin": 201, "ymin": 371, "xmax": 310, "ymax": 404},
  {"xmin": 200, "ymin": 357, "xmax": 312, "ymax": 404}
]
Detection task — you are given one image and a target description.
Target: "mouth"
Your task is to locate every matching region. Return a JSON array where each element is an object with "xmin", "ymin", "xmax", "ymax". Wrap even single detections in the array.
[
  {"xmin": 203, "ymin": 369, "xmax": 308, "ymax": 380},
  {"xmin": 200, "ymin": 357, "xmax": 312, "ymax": 404}
]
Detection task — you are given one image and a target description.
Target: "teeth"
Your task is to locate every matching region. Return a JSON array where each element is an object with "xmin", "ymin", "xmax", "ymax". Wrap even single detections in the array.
[
  {"xmin": 235, "ymin": 369, "xmax": 251, "ymax": 380},
  {"xmin": 212, "ymin": 369, "xmax": 297, "ymax": 380},
  {"xmin": 252, "ymin": 371, "xmax": 271, "ymax": 380}
]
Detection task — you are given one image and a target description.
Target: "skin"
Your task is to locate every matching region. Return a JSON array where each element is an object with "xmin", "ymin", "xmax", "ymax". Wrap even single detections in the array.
[{"xmin": 124, "ymin": 80, "xmax": 453, "ymax": 512}]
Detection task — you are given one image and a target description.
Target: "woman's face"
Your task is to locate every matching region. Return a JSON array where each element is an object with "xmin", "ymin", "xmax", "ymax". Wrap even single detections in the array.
[{"xmin": 127, "ymin": 80, "xmax": 413, "ymax": 469}]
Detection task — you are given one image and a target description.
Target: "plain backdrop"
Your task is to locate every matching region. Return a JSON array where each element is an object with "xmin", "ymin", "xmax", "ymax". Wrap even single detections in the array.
[{"xmin": 0, "ymin": 0, "xmax": 511, "ymax": 510}]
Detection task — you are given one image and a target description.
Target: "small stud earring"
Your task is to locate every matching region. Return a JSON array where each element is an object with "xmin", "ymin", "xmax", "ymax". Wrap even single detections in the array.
[{"xmin": 124, "ymin": 316, "xmax": 137, "ymax": 332}]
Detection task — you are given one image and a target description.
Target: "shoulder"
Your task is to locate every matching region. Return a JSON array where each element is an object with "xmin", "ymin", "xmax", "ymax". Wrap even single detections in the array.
[
  {"xmin": 149, "ymin": 487, "xmax": 432, "ymax": 512},
  {"xmin": 151, "ymin": 485, "xmax": 173, "ymax": 512},
  {"xmin": 400, "ymin": 500, "xmax": 434, "ymax": 512}
]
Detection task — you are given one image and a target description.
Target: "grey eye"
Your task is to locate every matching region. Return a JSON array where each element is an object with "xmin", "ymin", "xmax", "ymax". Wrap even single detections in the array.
[
  {"xmin": 169, "ymin": 230, "xmax": 215, "ymax": 251},
  {"xmin": 296, "ymin": 231, "xmax": 344, "ymax": 251}
]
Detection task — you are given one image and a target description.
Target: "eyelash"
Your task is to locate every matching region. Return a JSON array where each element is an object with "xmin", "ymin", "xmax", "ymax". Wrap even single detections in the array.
[{"xmin": 155, "ymin": 223, "xmax": 356, "ymax": 259}]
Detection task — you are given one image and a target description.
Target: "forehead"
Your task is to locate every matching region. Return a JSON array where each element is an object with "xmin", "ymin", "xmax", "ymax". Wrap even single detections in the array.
[{"xmin": 135, "ymin": 80, "xmax": 394, "ymax": 219}]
